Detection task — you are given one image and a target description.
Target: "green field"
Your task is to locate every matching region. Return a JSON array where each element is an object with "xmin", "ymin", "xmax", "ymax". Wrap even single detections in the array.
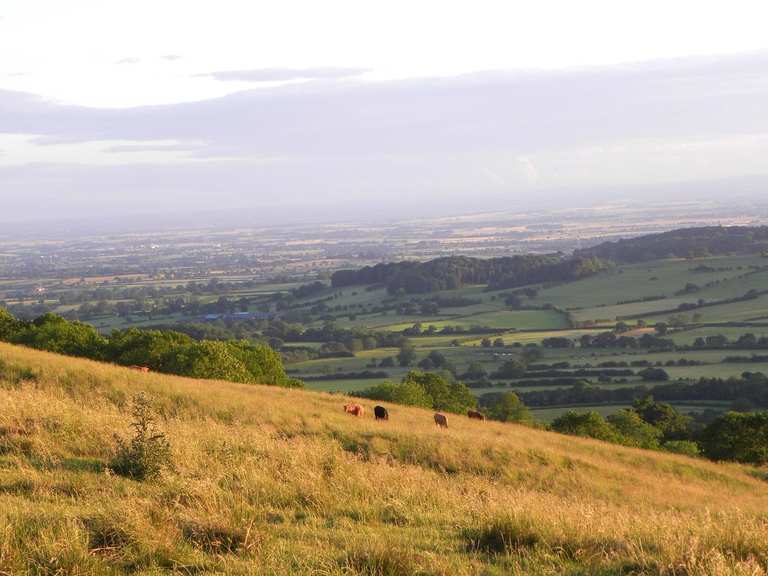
[
  {"xmin": 530, "ymin": 401, "xmax": 732, "ymax": 423},
  {"xmin": 380, "ymin": 309, "xmax": 568, "ymax": 332}
]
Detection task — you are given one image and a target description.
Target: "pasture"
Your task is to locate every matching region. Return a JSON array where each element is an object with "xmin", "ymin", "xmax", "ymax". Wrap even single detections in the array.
[{"xmin": 2, "ymin": 342, "xmax": 768, "ymax": 575}]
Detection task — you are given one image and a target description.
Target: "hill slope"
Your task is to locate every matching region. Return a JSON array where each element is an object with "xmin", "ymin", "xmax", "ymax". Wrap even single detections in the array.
[
  {"xmin": 576, "ymin": 225, "xmax": 768, "ymax": 263},
  {"xmin": 1, "ymin": 342, "xmax": 767, "ymax": 575}
]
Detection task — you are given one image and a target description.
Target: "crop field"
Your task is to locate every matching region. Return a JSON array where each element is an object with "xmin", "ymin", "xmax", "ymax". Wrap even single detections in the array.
[
  {"xmin": 529, "ymin": 401, "xmax": 733, "ymax": 423},
  {"xmin": 380, "ymin": 309, "xmax": 569, "ymax": 332},
  {"xmin": 7, "ymin": 223, "xmax": 768, "ymax": 433},
  {"xmin": 531, "ymin": 254, "xmax": 767, "ymax": 315},
  {"xmin": 643, "ymin": 294, "xmax": 768, "ymax": 324}
]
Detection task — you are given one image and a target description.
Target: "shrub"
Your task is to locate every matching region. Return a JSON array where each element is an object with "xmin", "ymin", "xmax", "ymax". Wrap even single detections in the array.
[
  {"xmin": 341, "ymin": 544, "xmax": 419, "ymax": 575},
  {"xmin": 701, "ymin": 411, "xmax": 768, "ymax": 464},
  {"xmin": 638, "ymin": 367, "xmax": 670, "ymax": 381},
  {"xmin": 662, "ymin": 440, "xmax": 701, "ymax": 457},
  {"xmin": 110, "ymin": 394, "xmax": 172, "ymax": 481},
  {"xmin": 606, "ymin": 410, "xmax": 661, "ymax": 449},
  {"xmin": 486, "ymin": 392, "xmax": 532, "ymax": 424},
  {"xmin": 180, "ymin": 519, "xmax": 256, "ymax": 554},
  {"xmin": 550, "ymin": 411, "xmax": 620, "ymax": 443}
]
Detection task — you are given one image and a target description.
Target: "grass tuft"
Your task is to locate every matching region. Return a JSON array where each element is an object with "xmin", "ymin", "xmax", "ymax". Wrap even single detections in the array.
[
  {"xmin": 342, "ymin": 544, "xmax": 423, "ymax": 575},
  {"xmin": 180, "ymin": 518, "xmax": 257, "ymax": 555}
]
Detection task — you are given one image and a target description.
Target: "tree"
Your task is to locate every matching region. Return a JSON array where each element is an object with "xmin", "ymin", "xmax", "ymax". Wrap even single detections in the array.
[
  {"xmin": 186, "ymin": 341, "xmax": 253, "ymax": 383},
  {"xmin": 487, "ymin": 392, "xmax": 532, "ymax": 424},
  {"xmin": 107, "ymin": 328, "xmax": 195, "ymax": 371},
  {"xmin": 359, "ymin": 381, "xmax": 432, "ymax": 408},
  {"xmin": 521, "ymin": 347, "xmax": 542, "ymax": 363},
  {"xmin": 542, "ymin": 337, "xmax": 574, "ymax": 348},
  {"xmin": 632, "ymin": 396, "xmax": 691, "ymax": 440},
  {"xmin": 227, "ymin": 340, "xmax": 288, "ymax": 386},
  {"xmin": 701, "ymin": 412, "xmax": 768, "ymax": 464},
  {"xmin": 550, "ymin": 411, "xmax": 620, "ymax": 443},
  {"xmin": 13, "ymin": 313, "xmax": 107, "ymax": 359},
  {"xmin": 661, "ymin": 440, "xmax": 700, "ymax": 457},
  {"xmin": 420, "ymin": 350, "xmax": 449, "ymax": 370},
  {"xmin": 494, "ymin": 358, "xmax": 527, "ymax": 379},
  {"xmin": 638, "ymin": 367, "xmax": 670, "ymax": 382},
  {"xmin": 463, "ymin": 362, "xmax": 488, "ymax": 381},
  {"xmin": 396, "ymin": 341, "xmax": 417, "ymax": 367},
  {"xmin": 0, "ymin": 307, "xmax": 22, "ymax": 340},
  {"xmin": 401, "ymin": 371, "xmax": 476, "ymax": 413},
  {"xmin": 606, "ymin": 410, "xmax": 661, "ymax": 449}
]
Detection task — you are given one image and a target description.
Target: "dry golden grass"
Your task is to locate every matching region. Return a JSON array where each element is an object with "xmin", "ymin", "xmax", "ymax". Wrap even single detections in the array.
[{"xmin": 1, "ymin": 341, "xmax": 768, "ymax": 575}]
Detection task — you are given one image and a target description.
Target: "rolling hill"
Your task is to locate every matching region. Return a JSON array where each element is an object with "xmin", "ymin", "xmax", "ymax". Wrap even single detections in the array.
[
  {"xmin": 576, "ymin": 226, "xmax": 768, "ymax": 263},
  {"xmin": 1, "ymin": 341, "xmax": 768, "ymax": 575}
]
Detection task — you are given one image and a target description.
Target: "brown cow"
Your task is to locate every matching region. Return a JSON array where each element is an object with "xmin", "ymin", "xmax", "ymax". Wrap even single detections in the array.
[
  {"xmin": 129, "ymin": 365, "xmax": 150, "ymax": 373},
  {"xmin": 434, "ymin": 413, "xmax": 448, "ymax": 428},
  {"xmin": 467, "ymin": 410, "xmax": 486, "ymax": 421},
  {"xmin": 344, "ymin": 403, "xmax": 365, "ymax": 417}
]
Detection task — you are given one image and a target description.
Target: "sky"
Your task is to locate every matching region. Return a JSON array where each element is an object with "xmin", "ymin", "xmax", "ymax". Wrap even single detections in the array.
[{"xmin": 2, "ymin": 0, "xmax": 768, "ymax": 225}]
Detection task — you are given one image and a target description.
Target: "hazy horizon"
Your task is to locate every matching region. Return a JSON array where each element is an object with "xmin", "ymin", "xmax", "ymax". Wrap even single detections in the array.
[{"xmin": 2, "ymin": 1, "xmax": 768, "ymax": 226}]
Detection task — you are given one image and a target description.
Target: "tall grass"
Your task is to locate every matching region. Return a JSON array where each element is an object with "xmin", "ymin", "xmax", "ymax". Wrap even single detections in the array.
[{"xmin": 1, "ymin": 341, "xmax": 767, "ymax": 574}]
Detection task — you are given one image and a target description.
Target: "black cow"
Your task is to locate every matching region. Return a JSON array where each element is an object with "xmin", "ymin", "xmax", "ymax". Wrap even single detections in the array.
[{"xmin": 374, "ymin": 405, "xmax": 389, "ymax": 421}]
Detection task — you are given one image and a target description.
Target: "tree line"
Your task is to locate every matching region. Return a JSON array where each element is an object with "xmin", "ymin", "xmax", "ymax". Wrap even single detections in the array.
[
  {"xmin": 331, "ymin": 255, "xmax": 611, "ymax": 294},
  {"xmin": 550, "ymin": 396, "xmax": 768, "ymax": 465},
  {"xmin": 0, "ymin": 308, "xmax": 298, "ymax": 388},
  {"xmin": 576, "ymin": 225, "xmax": 768, "ymax": 263}
]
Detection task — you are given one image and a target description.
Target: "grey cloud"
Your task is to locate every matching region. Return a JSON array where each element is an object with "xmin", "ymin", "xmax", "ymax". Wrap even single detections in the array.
[
  {"xmin": 199, "ymin": 66, "xmax": 370, "ymax": 82},
  {"xmin": 2, "ymin": 53, "xmax": 768, "ymax": 224},
  {"xmin": 115, "ymin": 57, "xmax": 141, "ymax": 65},
  {"xmin": 104, "ymin": 142, "xmax": 203, "ymax": 153},
  {"xmin": 2, "ymin": 54, "xmax": 767, "ymax": 159},
  {"xmin": 162, "ymin": 54, "xmax": 182, "ymax": 61}
]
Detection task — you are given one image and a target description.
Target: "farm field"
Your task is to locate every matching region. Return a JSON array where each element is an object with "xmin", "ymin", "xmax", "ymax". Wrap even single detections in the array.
[
  {"xmin": 529, "ymin": 401, "xmax": 732, "ymax": 423},
  {"xmin": 379, "ymin": 309, "xmax": 569, "ymax": 332},
  {"xmin": 6, "ymin": 224, "xmax": 768, "ymax": 434}
]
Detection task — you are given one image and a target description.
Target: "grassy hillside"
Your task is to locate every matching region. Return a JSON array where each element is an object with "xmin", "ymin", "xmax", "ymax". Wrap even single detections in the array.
[{"xmin": 1, "ymin": 342, "xmax": 768, "ymax": 575}]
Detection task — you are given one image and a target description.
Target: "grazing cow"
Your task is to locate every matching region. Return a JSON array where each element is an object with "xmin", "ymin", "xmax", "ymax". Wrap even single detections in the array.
[
  {"xmin": 344, "ymin": 403, "xmax": 365, "ymax": 417},
  {"xmin": 374, "ymin": 405, "xmax": 389, "ymax": 421},
  {"xmin": 129, "ymin": 365, "xmax": 150, "ymax": 373},
  {"xmin": 434, "ymin": 413, "xmax": 448, "ymax": 428},
  {"xmin": 467, "ymin": 409, "xmax": 486, "ymax": 421}
]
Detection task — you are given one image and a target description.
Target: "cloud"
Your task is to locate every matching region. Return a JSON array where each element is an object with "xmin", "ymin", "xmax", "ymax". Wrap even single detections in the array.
[
  {"xmin": 2, "ymin": 53, "xmax": 768, "ymax": 223},
  {"xmin": 199, "ymin": 66, "xmax": 370, "ymax": 82},
  {"xmin": 161, "ymin": 54, "xmax": 182, "ymax": 61},
  {"xmin": 3, "ymin": 53, "xmax": 766, "ymax": 159},
  {"xmin": 104, "ymin": 142, "xmax": 203, "ymax": 153},
  {"xmin": 115, "ymin": 57, "xmax": 141, "ymax": 65}
]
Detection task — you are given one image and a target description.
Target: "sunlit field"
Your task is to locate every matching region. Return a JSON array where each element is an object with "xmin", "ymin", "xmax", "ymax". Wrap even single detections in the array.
[{"xmin": 2, "ymin": 342, "xmax": 768, "ymax": 575}]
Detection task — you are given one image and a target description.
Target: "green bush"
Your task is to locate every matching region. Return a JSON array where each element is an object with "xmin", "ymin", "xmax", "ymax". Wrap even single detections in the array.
[
  {"xmin": 487, "ymin": 392, "xmax": 532, "ymax": 424},
  {"xmin": 361, "ymin": 371, "xmax": 476, "ymax": 414},
  {"xmin": 662, "ymin": 440, "xmax": 701, "ymax": 457},
  {"xmin": 110, "ymin": 394, "xmax": 172, "ymax": 481},
  {"xmin": 606, "ymin": 410, "xmax": 661, "ymax": 449},
  {"xmin": 550, "ymin": 411, "xmax": 621, "ymax": 443},
  {"xmin": 701, "ymin": 411, "xmax": 768, "ymax": 464}
]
